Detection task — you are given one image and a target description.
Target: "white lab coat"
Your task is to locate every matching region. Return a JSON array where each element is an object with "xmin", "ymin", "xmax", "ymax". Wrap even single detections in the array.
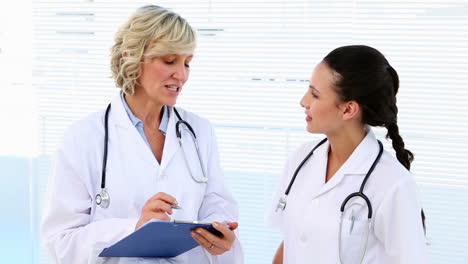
[
  {"xmin": 268, "ymin": 130, "xmax": 429, "ymax": 263},
  {"xmin": 41, "ymin": 93, "xmax": 243, "ymax": 264}
]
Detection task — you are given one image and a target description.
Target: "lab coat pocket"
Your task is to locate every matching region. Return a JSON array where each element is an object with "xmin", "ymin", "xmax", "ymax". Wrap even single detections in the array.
[{"xmin": 339, "ymin": 218, "xmax": 369, "ymax": 264}]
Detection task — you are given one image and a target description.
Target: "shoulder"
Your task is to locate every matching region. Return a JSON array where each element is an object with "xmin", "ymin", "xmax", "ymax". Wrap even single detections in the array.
[
  {"xmin": 173, "ymin": 107, "xmax": 213, "ymax": 131},
  {"xmin": 171, "ymin": 107, "xmax": 218, "ymax": 153},
  {"xmin": 288, "ymin": 138, "xmax": 327, "ymax": 163},
  {"xmin": 59, "ymin": 108, "xmax": 106, "ymax": 152},
  {"xmin": 372, "ymin": 149, "xmax": 426, "ymax": 242},
  {"xmin": 370, "ymin": 149, "xmax": 421, "ymax": 212},
  {"xmin": 279, "ymin": 138, "xmax": 327, "ymax": 179},
  {"xmin": 374, "ymin": 150, "xmax": 415, "ymax": 188}
]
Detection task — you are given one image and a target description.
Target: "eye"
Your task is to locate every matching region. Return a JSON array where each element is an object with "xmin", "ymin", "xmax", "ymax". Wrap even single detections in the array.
[
  {"xmin": 184, "ymin": 63, "xmax": 190, "ymax": 68},
  {"xmin": 164, "ymin": 60, "xmax": 175, "ymax": 65},
  {"xmin": 310, "ymin": 90, "xmax": 318, "ymax": 98}
]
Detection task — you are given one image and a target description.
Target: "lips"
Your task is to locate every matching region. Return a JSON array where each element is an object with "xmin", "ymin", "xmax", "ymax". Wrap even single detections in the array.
[
  {"xmin": 166, "ymin": 85, "xmax": 180, "ymax": 92},
  {"xmin": 165, "ymin": 85, "xmax": 182, "ymax": 95}
]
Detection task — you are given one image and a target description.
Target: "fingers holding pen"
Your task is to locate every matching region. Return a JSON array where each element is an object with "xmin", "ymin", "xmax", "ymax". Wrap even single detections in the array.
[
  {"xmin": 135, "ymin": 192, "xmax": 180, "ymax": 230},
  {"xmin": 145, "ymin": 199, "xmax": 174, "ymax": 215},
  {"xmin": 151, "ymin": 192, "xmax": 179, "ymax": 208},
  {"xmin": 149, "ymin": 192, "xmax": 182, "ymax": 211}
]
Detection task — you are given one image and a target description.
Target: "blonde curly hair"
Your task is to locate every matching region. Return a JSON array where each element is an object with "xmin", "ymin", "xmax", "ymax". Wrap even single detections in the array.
[{"xmin": 110, "ymin": 5, "xmax": 196, "ymax": 95}]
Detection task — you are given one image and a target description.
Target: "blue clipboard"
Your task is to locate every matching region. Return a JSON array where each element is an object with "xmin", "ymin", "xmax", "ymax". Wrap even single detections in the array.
[{"xmin": 99, "ymin": 219, "xmax": 222, "ymax": 258}]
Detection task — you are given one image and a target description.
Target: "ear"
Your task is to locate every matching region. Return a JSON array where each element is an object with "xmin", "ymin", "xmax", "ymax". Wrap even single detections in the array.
[{"xmin": 341, "ymin": 100, "xmax": 361, "ymax": 121}]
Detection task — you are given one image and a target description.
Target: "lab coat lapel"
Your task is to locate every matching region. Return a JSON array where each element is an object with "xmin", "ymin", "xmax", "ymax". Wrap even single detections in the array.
[
  {"xmin": 309, "ymin": 140, "xmax": 329, "ymax": 195},
  {"xmin": 313, "ymin": 130, "xmax": 379, "ymax": 198},
  {"xmin": 160, "ymin": 107, "xmax": 179, "ymax": 171},
  {"xmin": 312, "ymin": 140, "xmax": 348, "ymax": 198},
  {"xmin": 109, "ymin": 93, "xmax": 157, "ymax": 167},
  {"xmin": 341, "ymin": 130, "xmax": 380, "ymax": 176}
]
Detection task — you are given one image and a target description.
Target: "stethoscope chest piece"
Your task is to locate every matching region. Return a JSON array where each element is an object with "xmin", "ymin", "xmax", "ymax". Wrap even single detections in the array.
[
  {"xmin": 276, "ymin": 196, "xmax": 287, "ymax": 212},
  {"xmin": 96, "ymin": 188, "xmax": 110, "ymax": 208}
]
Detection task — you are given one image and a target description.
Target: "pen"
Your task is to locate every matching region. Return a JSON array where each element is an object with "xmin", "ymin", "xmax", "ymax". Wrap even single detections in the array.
[{"xmin": 172, "ymin": 204, "xmax": 182, "ymax": 209}]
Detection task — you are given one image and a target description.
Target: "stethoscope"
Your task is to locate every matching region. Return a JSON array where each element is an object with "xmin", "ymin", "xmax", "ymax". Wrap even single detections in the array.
[
  {"xmin": 275, "ymin": 138, "xmax": 383, "ymax": 263},
  {"xmin": 95, "ymin": 103, "xmax": 208, "ymax": 209}
]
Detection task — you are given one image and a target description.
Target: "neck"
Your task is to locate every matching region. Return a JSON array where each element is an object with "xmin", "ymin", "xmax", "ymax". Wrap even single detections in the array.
[
  {"xmin": 124, "ymin": 91, "xmax": 164, "ymax": 130},
  {"xmin": 326, "ymin": 124, "xmax": 367, "ymax": 164}
]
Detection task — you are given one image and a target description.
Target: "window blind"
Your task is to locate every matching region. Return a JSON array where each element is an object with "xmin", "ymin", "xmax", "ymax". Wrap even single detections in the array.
[{"xmin": 32, "ymin": 1, "xmax": 468, "ymax": 263}]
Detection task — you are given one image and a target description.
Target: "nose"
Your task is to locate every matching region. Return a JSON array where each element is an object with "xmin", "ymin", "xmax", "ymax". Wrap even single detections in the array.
[
  {"xmin": 300, "ymin": 93, "xmax": 309, "ymax": 108},
  {"xmin": 172, "ymin": 63, "xmax": 188, "ymax": 82}
]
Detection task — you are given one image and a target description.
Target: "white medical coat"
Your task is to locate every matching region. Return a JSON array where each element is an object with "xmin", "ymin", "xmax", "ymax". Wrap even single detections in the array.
[
  {"xmin": 268, "ymin": 130, "xmax": 429, "ymax": 263},
  {"xmin": 41, "ymin": 93, "xmax": 243, "ymax": 264}
]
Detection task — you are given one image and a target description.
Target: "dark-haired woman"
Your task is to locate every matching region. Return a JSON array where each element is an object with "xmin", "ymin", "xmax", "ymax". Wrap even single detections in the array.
[{"xmin": 268, "ymin": 45, "xmax": 429, "ymax": 263}]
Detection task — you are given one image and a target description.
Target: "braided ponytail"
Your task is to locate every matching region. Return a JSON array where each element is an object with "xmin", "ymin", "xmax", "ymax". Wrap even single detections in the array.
[{"xmin": 385, "ymin": 122, "xmax": 414, "ymax": 170}]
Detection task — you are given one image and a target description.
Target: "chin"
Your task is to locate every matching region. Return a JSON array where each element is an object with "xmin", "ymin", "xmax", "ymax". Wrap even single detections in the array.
[
  {"xmin": 161, "ymin": 97, "xmax": 177, "ymax": 106},
  {"xmin": 306, "ymin": 125, "xmax": 321, "ymax": 134}
]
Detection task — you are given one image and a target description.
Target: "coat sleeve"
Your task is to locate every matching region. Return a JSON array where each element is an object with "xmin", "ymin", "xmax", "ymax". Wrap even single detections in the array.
[
  {"xmin": 373, "ymin": 177, "xmax": 430, "ymax": 263},
  {"xmin": 197, "ymin": 124, "xmax": 244, "ymax": 264},
  {"xmin": 40, "ymin": 125, "xmax": 138, "ymax": 264}
]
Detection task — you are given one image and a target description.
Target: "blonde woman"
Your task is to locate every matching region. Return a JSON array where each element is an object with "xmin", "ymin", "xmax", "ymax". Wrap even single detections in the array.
[{"xmin": 41, "ymin": 5, "xmax": 243, "ymax": 264}]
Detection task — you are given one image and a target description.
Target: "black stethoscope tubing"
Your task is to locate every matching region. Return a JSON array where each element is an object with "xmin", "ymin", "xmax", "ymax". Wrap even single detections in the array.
[
  {"xmin": 284, "ymin": 138, "xmax": 328, "ymax": 196},
  {"xmin": 277, "ymin": 137, "xmax": 383, "ymax": 220},
  {"xmin": 96, "ymin": 103, "xmax": 198, "ymax": 208},
  {"xmin": 101, "ymin": 103, "xmax": 111, "ymax": 190},
  {"xmin": 341, "ymin": 140, "xmax": 383, "ymax": 218}
]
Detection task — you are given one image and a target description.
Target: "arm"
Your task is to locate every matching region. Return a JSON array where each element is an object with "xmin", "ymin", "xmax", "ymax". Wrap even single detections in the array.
[
  {"xmin": 273, "ymin": 242, "xmax": 284, "ymax": 264},
  {"xmin": 198, "ymin": 125, "xmax": 238, "ymax": 222},
  {"xmin": 195, "ymin": 124, "xmax": 243, "ymax": 263},
  {"xmin": 40, "ymin": 129, "xmax": 136, "ymax": 264},
  {"xmin": 374, "ymin": 177, "xmax": 429, "ymax": 263}
]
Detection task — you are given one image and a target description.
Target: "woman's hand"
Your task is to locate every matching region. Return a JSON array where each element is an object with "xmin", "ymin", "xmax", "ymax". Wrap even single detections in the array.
[
  {"xmin": 135, "ymin": 192, "xmax": 178, "ymax": 230},
  {"xmin": 191, "ymin": 222, "xmax": 239, "ymax": 255}
]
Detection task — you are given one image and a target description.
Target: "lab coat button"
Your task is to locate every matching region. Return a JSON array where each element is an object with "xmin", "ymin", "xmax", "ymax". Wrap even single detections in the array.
[{"xmin": 312, "ymin": 198, "xmax": 319, "ymax": 205}]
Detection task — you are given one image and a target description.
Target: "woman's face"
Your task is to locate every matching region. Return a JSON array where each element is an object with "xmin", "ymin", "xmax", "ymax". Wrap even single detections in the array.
[
  {"xmin": 300, "ymin": 62, "xmax": 346, "ymax": 135},
  {"xmin": 136, "ymin": 53, "xmax": 193, "ymax": 106}
]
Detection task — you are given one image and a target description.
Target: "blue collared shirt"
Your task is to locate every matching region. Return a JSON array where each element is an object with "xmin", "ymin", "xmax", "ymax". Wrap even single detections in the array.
[{"xmin": 120, "ymin": 92, "xmax": 171, "ymax": 149}]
